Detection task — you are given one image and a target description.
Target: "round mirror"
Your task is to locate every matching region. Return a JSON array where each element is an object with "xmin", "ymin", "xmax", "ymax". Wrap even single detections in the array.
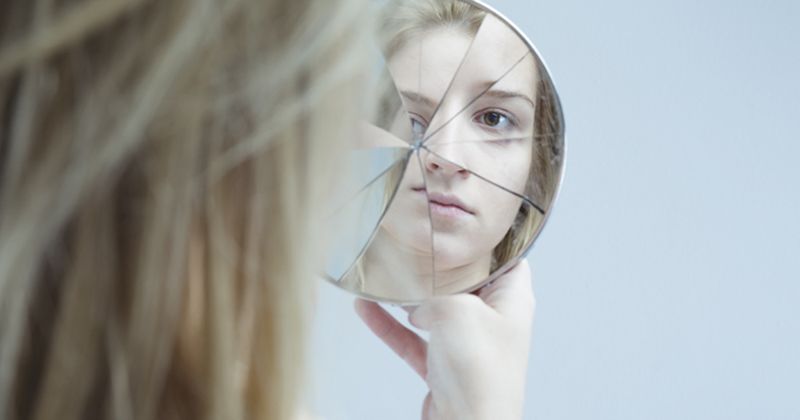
[{"xmin": 325, "ymin": 0, "xmax": 565, "ymax": 303}]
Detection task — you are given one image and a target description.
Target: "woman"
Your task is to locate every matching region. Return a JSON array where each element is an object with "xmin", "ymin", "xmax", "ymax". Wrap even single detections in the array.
[
  {"xmin": 344, "ymin": 0, "xmax": 560, "ymax": 300},
  {"xmin": 0, "ymin": 0, "xmax": 536, "ymax": 419},
  {"xmin": 354, "ymin": 1, "xmax": 541, "ymax": 419}
]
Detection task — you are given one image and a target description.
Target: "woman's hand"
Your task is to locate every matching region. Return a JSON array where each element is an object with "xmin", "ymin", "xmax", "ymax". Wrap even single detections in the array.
[{"xmin": 354, "ymin": 259, "xmax": 535, "ymax": 420}]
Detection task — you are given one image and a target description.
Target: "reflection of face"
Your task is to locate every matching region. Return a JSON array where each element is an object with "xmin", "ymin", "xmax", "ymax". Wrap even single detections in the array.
[{"xmin": 381, "ymin": 25, "xmax": 536, "ymax": 271}]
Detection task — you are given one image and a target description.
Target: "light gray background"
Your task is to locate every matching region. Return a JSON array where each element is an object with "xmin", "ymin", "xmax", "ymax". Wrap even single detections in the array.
[{"xmin": 310, "ymin": 1, "xmax": 800, "ymax": 419}]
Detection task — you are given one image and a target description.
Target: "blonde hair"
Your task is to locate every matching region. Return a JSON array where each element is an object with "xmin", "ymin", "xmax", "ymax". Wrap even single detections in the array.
[
  {"xmin": 0, "ymin": 0, "xmax": 369, "ymax": 419},
  {"xmin": 343, "ymin": 0, "xmax": 562, "ymax": 292}
]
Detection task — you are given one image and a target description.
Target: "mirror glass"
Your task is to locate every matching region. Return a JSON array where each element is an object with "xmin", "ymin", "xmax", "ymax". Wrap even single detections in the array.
[{"xmin": 325, "ymin": 0, "xmax": 565, "ymax": 303}]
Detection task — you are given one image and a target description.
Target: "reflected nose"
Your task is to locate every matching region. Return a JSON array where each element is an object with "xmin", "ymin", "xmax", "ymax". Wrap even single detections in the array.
[
  {"xmin": 422, "ymin": 116, "xmax": 469, "ymax": 178},
  {"xmin": 425, "ymin": 151, "xmax": 463, "ymax": 174},
  {"xmin": 422, "ymin": 145, "xmax": 469, "ymax": 177}
]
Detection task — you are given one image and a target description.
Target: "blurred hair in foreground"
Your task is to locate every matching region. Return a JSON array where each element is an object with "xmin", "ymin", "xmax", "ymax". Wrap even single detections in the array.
[{"xmin": 0, "ymin": 0, "xmax": 369, "ymax": 419}]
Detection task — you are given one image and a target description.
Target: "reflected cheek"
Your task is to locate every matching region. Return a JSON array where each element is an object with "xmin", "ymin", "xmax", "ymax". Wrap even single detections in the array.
[
  {"xmin": 381, "ymin": 160, "xmax": 432, "ymax": 247},
  {"xmin": 499, "ymin": 157, "xmax": 532, "ymax": 195},
  {"xmin": 475, "ymin": 189, "xmax": 523, "ymax": 242},
  {"xmin": 468, "ymin": 148, "xmax": 531, "ymax": 190},
  {"xmin": 398, "ymin": 160, "xmax": 421, "ymax": 188}
]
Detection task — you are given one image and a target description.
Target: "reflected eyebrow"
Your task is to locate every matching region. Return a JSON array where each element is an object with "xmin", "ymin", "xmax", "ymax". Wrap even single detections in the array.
[
  {"xmin": 482, "ymin": 89, "xmax": 536, "ymax": 109},
  {"xmin": 400, "ymin": 90, "xmax": 436, "ymax": 109},
  {"xmin": 401, "ymin": 87, "xmax": 535, "ymax": 112}
]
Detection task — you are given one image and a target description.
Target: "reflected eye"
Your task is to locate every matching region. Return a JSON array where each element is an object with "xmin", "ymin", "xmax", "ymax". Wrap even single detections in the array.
[
  {"xmin": 475, "ymin": 110, "xmax": 513, "ymax": 130},
  {"xmin": 410, "ymin": 116, "xmax": 427, "ymax": 142}
]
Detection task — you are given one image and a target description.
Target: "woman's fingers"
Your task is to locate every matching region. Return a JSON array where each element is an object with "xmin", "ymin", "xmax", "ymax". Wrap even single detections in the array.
[
  {"xmin": 478, "ymin": 259, "xmax": 535, "ymax": 320},
  {"xmin": 421, "ymin": 392, "xmax": 433, "ymax": 420},
  {"xmin": 410, "ymin": 260, "xmax": 534, "ymax": 332},
  {"xmin": 354, "ymin": 299, "xmax": 428, "ymax": 378},
  {"xmin": 409, "ymin": 294, "xmax": 486, "ymax": 331}
]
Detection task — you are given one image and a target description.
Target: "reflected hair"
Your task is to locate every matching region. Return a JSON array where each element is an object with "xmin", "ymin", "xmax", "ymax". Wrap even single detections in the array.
[
  {"xmin": 344, "ymin": 0, "xmax": 562, "ymax": 292},
  {"xmin": 0, "ymin": 0, "xmax": 369, "ymax": 419}
]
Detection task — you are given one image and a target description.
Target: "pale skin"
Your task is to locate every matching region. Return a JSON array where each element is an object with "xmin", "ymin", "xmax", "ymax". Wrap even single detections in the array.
[
  {"xmin": 354, "ymin": 13, "xmax": 539, "ymax": 420},
  {"xmin": 355, "ymin": 259, "xmax": 534, "ymax": 420}
]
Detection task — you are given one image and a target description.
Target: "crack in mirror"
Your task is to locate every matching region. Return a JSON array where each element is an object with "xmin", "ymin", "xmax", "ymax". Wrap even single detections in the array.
[{"xmin": 324, "ymin": 0, "xmax": 565, "ymax": 303}]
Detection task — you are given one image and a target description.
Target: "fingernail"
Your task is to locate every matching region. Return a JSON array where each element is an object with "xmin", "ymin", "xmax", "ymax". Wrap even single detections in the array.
[
  {"xmin": 353, "ymin": 298, "xmax": 367, "ymax": 314},
  {"xmin": 407, "ymin": 309, "xmax": 420, "ymax": 328}
]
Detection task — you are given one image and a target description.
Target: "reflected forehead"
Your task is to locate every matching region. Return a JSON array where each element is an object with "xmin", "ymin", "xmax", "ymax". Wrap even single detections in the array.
[
  {"xmin": 489, "ymin": 54, "xmax": 538, "ymax": 98},
  {"xmin": 387, "ymin": 27, "xmax": 537, "ymax": 104},
  {"xmin": 388, "ymin": 28, "xmax": 472, "ymax": 95}
]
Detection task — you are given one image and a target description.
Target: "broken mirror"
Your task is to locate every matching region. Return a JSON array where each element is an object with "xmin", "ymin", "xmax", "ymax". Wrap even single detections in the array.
[{"xmin": 324, "ymin": 0, "xmax": 565, "ymax": 303}]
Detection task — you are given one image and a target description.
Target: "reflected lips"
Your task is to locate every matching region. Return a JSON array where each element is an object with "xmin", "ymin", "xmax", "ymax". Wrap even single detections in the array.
[{"xmin": 411, "ymin": 187, "xmax": 474, "ymax": 217}]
